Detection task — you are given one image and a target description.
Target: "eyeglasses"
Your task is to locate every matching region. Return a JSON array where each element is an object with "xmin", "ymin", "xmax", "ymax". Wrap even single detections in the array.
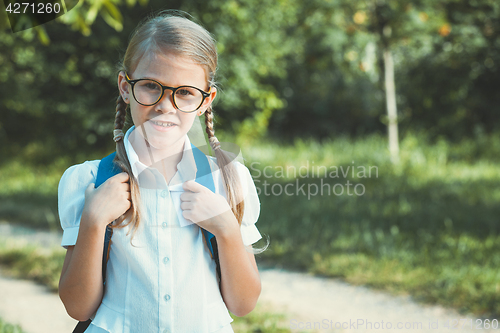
[{"xmin": 125, "ymin": 72, "xmax": 211, "ymax": 113}]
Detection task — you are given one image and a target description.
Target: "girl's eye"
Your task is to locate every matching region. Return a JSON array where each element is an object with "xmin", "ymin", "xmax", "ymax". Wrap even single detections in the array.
[
  {"xmin": 145, "ymin": 82, "xmax": 160, "ymax": 90},
  {"xmin": 176, "ymin": 88, "xmax": 193, "ymax": 96}
]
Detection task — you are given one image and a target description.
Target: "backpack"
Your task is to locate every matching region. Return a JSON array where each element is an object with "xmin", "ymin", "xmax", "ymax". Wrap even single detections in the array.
[{"xmin": 73, "ymin": 144, "xmax": 220, "ymax": 333}]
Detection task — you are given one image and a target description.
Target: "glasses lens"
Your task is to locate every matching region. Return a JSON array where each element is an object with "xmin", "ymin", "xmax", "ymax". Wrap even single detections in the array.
[
  {"xmin": 134, "ymin": 80, "xmax": 162, "ymax": 105},
  {"xmin": 174, "ymin": 86, "xmax": 204, "ymax": 112}
]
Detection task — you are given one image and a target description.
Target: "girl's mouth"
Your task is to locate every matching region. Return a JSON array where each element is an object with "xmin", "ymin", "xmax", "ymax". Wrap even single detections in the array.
[{"xmin": 150, "ymin": 120, "xmax": 177, "ymax": 131}]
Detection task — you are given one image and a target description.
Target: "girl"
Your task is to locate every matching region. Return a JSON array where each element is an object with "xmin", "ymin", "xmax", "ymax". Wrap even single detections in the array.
[{"xmin": 58, "ymin": 11, "xmax": 263, "ymax": 333}]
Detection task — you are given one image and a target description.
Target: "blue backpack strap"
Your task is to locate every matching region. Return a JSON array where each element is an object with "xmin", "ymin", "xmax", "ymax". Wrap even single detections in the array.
[
  {"xmin": 95, "ymin": 152, "xmax": 121, "ymax": 282},
  {"xmin": 190, "ymin": 143, "xmax": 220, "ymax": 276},
  {"xmin": 96, "ymin": 152, "xmax": 121, "ymax": 187},
  {"xmin": 73, "ymin": 152, "xmax": 120, "ymax": 333}
]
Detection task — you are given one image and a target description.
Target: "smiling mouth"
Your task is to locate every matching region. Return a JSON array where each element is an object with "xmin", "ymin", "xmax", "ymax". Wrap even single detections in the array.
[{"xmin": 151, "ymin": 120, "xmax": 177, "ymax": 127}]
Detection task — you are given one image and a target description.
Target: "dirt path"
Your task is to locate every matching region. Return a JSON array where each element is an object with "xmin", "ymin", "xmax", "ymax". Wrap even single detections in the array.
[
  {"xmin": 0, "ymin": 273, "xmax": 78, "ymax": 333},
  {"xmin": 0, "ymin": 223, "xmax": 79, "ymax": 332},
  {"xmin": 0, "ymin": 223, "xmax": 496, "ymax": 333},
  {"xmin": 259, "ymin": 269, "xmax": 494, "ymax": 333}
]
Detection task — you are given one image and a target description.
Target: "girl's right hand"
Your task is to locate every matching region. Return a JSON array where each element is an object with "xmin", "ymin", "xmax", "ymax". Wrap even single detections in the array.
[{"xmin": 82, "ymin": 172, "xmax": 131, "ymax": 228}]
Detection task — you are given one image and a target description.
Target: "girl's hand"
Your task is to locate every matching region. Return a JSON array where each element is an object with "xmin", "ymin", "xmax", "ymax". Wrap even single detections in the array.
[
  {"xmin": 82, "ymin": 172, "xmax": 131, "ymax": 228},
  {"xmin": 180, "ymin": 180, "xmax": 238, "ymax": 238}
]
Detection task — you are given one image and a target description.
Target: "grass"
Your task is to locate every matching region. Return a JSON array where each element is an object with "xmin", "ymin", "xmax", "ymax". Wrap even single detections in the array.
[
  {"xmin": 231, "ymin": 303, "xmax": 300, "ymax": 333},
  {"xmin": 0, "ymin": 318, "xmax": 25, "ymax": 333},
  {"xmin": 0, "ymin": 158, "xmax": 63, "ymax": 230},
  {"xmin": 243, "ymin": 131, "xmax": 500, "ymax": 318},
  {"xmin": 0, "ymin": 241, "xmax": 65, "ymax": 292},
  {"xmin": 2, "ymin": 131, "xmax": 500, "ymax": 320}
]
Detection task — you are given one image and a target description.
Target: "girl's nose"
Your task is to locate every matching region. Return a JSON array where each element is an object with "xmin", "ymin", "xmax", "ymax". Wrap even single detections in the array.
[{"xmin": 155, "ymin": 91, "xmax": 177, "ymax": 113}]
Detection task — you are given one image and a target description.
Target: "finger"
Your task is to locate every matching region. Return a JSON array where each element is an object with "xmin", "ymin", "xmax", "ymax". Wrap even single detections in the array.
[
  {"xmin": 118, "ymin": 172, "xmax": 130, "ymax": 183},
  {"xmin": 182, "ymin": 210, "xmax": 193, "ymax": 222},
  {"xmin": 182, "ymin": 180, "xmax": 205, "ymax": 193},
  {"xmin": 120, "ymin": 182, "xmax": 131, "ymax": 192},
  {"xmin": 180, "ymin": 192, "xmax": 195, "ymax": 202},
  {"xmin": 180, "ymin": 202, "xmax": 193, "ymax": 210},
  {"xmin": 111, "ymin": 172, "xmax": 130, "ymax": 183}
]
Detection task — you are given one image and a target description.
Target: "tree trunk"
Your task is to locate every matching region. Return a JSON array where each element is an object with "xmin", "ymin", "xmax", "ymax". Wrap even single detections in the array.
[{"xmin": 383, "ymin": 48, "xmax": 399, "ymax": 164}]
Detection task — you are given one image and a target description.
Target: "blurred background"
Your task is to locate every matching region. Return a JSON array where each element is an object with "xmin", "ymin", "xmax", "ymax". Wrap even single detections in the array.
[{"xmin": 0, "ymin": 0, "xmax": 499, "ymax": 332}]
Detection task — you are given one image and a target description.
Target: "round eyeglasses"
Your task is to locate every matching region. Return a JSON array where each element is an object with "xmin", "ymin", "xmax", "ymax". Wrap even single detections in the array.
[{"xmin": 125, "ymin": 72, "xmax": 211, "ymax": 113}]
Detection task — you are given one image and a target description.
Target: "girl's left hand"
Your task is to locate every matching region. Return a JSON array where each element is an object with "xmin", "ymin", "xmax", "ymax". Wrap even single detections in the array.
[{"xmin": 180, "ymin": 180, "xmax": 238, "ymax": 237}]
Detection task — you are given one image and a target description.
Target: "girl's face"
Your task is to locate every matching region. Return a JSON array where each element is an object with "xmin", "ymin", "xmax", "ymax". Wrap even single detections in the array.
[{"xmin": 118, "ymin": 52, "xmax": 217, "ymax": 152}]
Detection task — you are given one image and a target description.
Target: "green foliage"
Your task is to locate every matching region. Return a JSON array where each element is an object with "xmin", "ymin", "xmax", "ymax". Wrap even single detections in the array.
[
  {"xmin": 245, "ymin": 132, "xmax": 500, "ymax": 317},
  {"xmin": 0, "ymin": 243, "xmax": 65, "ymax": 292},
  {"xmin": 398, "ymin": 0, "xmax": 500, "ymax": 140},
  {"xmin": 0, "ymin": 156, "xmax": 68, "ymax": 229},
  {"xmin": 0, "ymin": 318, "xmax": 25, "ymax": 333},
  {"xmin": 231, "ymin": 303, "xmax": 294, "ymax": 333},
  {"xmin": 180, "ymin": 0, "xmax": 301, "ymax": 142},
  {"xmin": 0, "ymin": 18, "xmax": 126, "ymax": 161}
]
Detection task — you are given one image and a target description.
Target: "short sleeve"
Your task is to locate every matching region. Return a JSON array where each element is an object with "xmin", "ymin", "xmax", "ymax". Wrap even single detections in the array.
[
  {"xmin": 234, "ymin": 161, "xmax": 262, "ymax": 246},
  {"xmin": 58, "ymin": 160, "xmax": 100, "ymax": 248}
]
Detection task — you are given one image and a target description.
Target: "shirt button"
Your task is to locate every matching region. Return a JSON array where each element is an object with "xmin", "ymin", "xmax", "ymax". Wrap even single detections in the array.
[
  {"xmin": 163, "ymin": 257, "xmax": 169, "ymax": 264},
  {"xmin": 162, "ymin": 222, "xmax": 167, "ymax": 228},
  {"xmin": 161, "ymin": 190, "xmax": 168, "ymax": 198},
  {"xmin": 164, "ymin": 294, "xmax": 170, "ymax": 301}
]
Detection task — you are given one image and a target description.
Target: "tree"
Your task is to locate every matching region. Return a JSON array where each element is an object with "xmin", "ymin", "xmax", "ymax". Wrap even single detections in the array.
[
  {"xmin": 0, "ymin": 0, "xmax": 152, "ymax": 163},
  {"xmin": 399, "ymin": 0, "xmax": 500, "ymax": 142},
  {"xmin": 346, "ymin": 0, "xmax": 445, "ymax": 163},
  {"xmin": 180, "ymin": 0, "xmax": 301, "ymax": 143}
]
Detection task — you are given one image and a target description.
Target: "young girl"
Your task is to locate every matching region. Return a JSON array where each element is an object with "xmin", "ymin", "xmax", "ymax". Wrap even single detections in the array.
[{"xmin": 58, "ymin": 11, "xmax": 262, "ymax": 333}]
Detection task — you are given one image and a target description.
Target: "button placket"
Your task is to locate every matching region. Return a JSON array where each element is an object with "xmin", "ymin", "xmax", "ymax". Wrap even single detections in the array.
[{"xmin": 158, "ymin": 187, "xmax": 173, "ymax": 332}]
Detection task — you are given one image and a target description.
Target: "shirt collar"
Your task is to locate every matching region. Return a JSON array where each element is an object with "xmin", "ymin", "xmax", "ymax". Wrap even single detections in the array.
[{"xmin": 123, "ymin": 126, "xmax": 197, "ymax": 187}]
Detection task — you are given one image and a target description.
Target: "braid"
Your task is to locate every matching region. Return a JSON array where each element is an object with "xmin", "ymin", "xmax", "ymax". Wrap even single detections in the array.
[
  {"xmin": 204, "ymin": 106, "xmax": 216, "ymax": 140},
  {"xmin": 114, "ymin": 95, "xmax": 127, "ymax": 131},
  {"xmin": 204, "ymin": 106, "xmax": 244, "ymax": 225},
  {"xmin": 110, "ymin": 94, "xmax": 142, "ymax": 244}
]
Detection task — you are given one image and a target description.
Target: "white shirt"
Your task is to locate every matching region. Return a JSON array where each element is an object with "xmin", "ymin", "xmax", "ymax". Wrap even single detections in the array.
[{"xmin": 58, "ymin": 126, "xmax": 262, "ymax": 333}]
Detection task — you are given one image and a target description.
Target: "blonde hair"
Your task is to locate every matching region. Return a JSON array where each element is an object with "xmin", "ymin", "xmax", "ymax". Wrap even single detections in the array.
[{"xmin": 111, "ymin": 11, "xmax": 245, "ymax": 240}]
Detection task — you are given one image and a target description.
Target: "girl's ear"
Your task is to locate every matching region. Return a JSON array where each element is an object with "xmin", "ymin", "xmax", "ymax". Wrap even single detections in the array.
[
  {"xmin": 117, "ymin": 71, "xmax": 131, "ymax": 102},
  {"xmin": 198, "ymin": 87, "xmax": 217, "ymax": 116}
]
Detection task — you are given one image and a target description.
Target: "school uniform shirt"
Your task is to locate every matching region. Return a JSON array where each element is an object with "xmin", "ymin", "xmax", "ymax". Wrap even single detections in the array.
[{"xmin": 58, "ymin": 126, "xmax": 262, "ymax": 333}]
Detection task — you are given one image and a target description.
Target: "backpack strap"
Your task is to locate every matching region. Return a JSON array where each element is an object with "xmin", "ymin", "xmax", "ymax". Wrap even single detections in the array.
[
  {"xmin": 190, "ymin": 143, "xmax": 221, "ymax": 279},
  {"xmin": 72, "ymin": 152, "xmax": 119, "ymax": 333},
  {"xmin": 95, "ymin": 152, "xmax": 119, "ymax": 282},
  {"xmin": 95, "ymin": 152, "xmax": 120, "ymax": 187}
]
